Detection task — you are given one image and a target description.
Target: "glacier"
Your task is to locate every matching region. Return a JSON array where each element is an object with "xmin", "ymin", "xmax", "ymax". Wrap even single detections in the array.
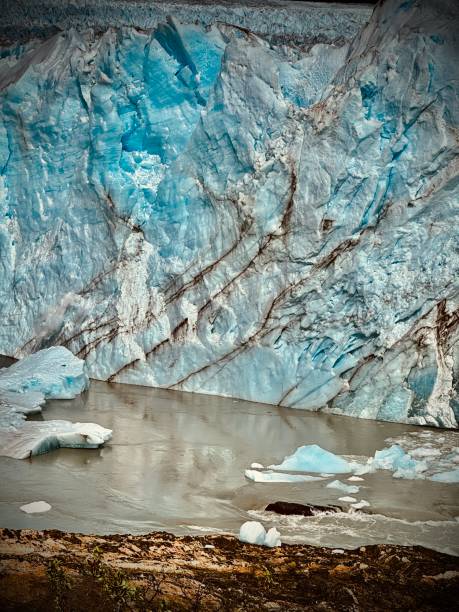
[
  {"xmin": 0, "ymin": 347, "xmax": 112, "ymax": 459},
  {"xmin": 0, "ymin": 0, "xmax": 458, "ymax": 427}
]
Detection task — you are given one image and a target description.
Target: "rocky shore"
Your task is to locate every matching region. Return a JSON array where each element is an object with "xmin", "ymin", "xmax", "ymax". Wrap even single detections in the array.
[{"xmin": 0, "ymin": 528, "xmax": 458, "ymax": 611}]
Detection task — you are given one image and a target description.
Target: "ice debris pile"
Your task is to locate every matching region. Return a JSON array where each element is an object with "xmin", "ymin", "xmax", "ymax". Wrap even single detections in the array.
[
  {"xmin": 239, "ymin": 521, "xmax": 281, "ymax": 548},
  {"xmin": 246, "ymin": 436, "xmax": 459, "ymax": 486},
  {"xmin": 0, "ymin": 347, "xmax": 112, "ymax": 459},
  {"xmin": 0, "ymin": 0, "xmax": 458, "ymax": 427}
]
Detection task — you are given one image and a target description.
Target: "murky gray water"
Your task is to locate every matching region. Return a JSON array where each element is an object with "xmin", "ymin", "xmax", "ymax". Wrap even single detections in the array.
[{"xmin": 1, "ymin": 381, "xmax": 458, "ymax": 554}]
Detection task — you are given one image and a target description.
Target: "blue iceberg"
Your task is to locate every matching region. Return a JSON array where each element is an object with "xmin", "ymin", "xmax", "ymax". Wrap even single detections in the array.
[{"xmin": 269, "ymin": 444, "xmax": 352, "ymax": 474}]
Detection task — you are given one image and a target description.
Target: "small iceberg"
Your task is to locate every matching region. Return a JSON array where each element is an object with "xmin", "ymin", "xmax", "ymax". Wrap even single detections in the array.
[
  {"xmin": 1, "ymin": 420, "xmax": 113, "ymax": 459},
  {"xmin": 372, "ymin": 445, "xmax": 428, "ymax": 479},
  {"xmin": 269, "ymin": 444, "xmax": 352, "ymax": 473},
  {"xmin": 326, "ymin": 480, "xmax": 360, "ymax": 494},
  {"xmin": 0, "ymin": 346, "xmax": 89, "ymax": 399},
  {"xmin": 0, "ymin": 347, "xmax": 111, "ymax": 459},
  {"xmin": 245, "ymin": 469, "xmax": 324, "ymax": 483},
  {"xmin": 239, "ymin": 521, "xmax": 281, "ymax": 547},
  {"xmin": 20, "ymin": 501, "xmax": 52, "ymax": 513},
  {"xmin": 351, "ymin": 500, "xmax": 370, "ymax": 510}
]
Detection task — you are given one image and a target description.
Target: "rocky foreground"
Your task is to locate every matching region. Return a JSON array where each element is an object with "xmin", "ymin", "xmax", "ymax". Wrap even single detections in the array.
[{"xmin": 0, "ymin": 528, "xmax": 458, "ymax": 611}]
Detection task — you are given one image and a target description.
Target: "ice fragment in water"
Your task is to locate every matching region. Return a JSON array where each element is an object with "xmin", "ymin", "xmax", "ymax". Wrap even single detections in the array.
[
  {"xmin": 326, "ymin": 480, "xmax": 360, "ymax": 494},
  {"xmin": 269, "ymin": 445, "xmax": 352, "ymax": 473},
  {"xmin": 20, "ymin": 501, "xmax": 51, "ymax": 513}
]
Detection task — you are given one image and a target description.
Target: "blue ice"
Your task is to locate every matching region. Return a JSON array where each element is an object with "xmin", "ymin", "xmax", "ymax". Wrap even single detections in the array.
[{"xmin": 269, "ymin": 444, "xmax": 352, "ymax": 474}]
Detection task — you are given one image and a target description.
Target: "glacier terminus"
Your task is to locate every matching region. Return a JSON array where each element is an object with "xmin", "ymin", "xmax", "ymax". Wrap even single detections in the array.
[{"xmin": 0, "ymin": 0, "xmax": 458, "ymax": 428}]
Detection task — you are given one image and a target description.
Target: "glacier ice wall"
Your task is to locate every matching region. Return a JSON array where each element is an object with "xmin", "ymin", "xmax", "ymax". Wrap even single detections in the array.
[{"xmin": 0, "ymin": 0, "xmax": 458, "ymax": 427}]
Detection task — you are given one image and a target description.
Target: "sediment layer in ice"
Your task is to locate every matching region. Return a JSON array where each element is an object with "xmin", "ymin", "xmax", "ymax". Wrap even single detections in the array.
[{"xmin": 0, "ymin": 0, "xmax": 458, "ymax": 426}]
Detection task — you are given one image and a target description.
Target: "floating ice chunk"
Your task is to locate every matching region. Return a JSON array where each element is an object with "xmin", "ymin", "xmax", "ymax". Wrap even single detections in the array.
[
  {"xmin": 339, "ymin": 496, "xmax": 357, "ymax": 503},
  {"xmin": 348, "ymin": 476, "xmax": 364, "ymax": 482},
  {"xmin": 250, "ymin": 462, "xmax": 264, "ymax": 469},
  {"xmin": 351, "ymin": 500, "xmax": 370, "ymax": 510},
  {"xmin": 239, "ymin": 521, "xmax": 281, "ymax": 547},
  {"xmin": 431, "ymin": 469, "xmax": 459, "ymax": 483},
  {"xmin": 373, "ymin": 444, "xmax": 427, "ymax": 478},
  {"xmin": 326, "ymin": 480, "xmax": 360, "ymax": 494},
  {"xmin": 352, "ymin": 462, "xmax": 375, "ymax": 475},
  {"xmin": 372, "ymin": 445, "xmax": 405, "ymax": 470},
  {"xmin": 0, "ymin": 349, "xmax": 111, "ymax": 459},
  {"xmin": 269, "ymin": 445, "xmax": 352, "ymax": 474},
  {"xmin": 409, "ymin": 447, "xmax": 441, "ymax": 458},
  {"xmin": 0, "ymin": 347, "xmax": 89, "ymax": 400},
  {"xmin": 332, "ymin": 549, "xmax": 344, "ymax": 554},
  {"xmin": 20, "ymin": 501, "xmax": 51, "ymax": 513},
  {"xmin": 264, "ymin": 527, "xmax": 282, "ymax": 548},
  {"xmin": 0, "ymin": 420, "xmax": 112, "ymax": 459},
  {"xmin": 239, "ymin": 521, "xmax": 266, "ymax": 545},
  {"xmin": 245, "ymin": 469, "xmax": 324, "ymax": 483}
]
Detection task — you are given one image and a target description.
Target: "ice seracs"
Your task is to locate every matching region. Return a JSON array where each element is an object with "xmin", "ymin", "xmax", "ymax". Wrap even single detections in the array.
[{"xmin": 0, "ymin": 348, "xmax": 112, "ymax": 459}]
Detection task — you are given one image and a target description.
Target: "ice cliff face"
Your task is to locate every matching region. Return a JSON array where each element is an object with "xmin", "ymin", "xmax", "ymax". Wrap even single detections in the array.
[{"xmin": 0, "ymin": 0, "xmax": 458, "ymax": 427}]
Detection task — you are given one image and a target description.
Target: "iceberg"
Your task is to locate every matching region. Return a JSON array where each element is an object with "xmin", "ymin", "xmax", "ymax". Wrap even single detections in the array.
[
  {"xmin": 268, "ymin": 444, "xmax": 352, "ymax": 474},
  {"xmin": 326, "ymin": 480, "xmax": 360, "ymax": 495},
  {"xmin": 239, "ymin": 521, "xmax": 281, "ymax": 548},
  {"xmin": 1, "ymin": 420, "xmax": 113, "ymax": 460},
  {"xmin": 245, "ymin": 469, "xmax": 324, "ymax": 484},
  {"xmin": 0, "ymin": 347, "xmax": 112, "ymax": 459},
  {"xmin": 0, "ymin": 346, "xmax": 89, "ymax": 400},
  {"xmin": 0, "ymin": 0, "xmax": 458, "ymax": 427},
  {"xmin": 351, "ymin": 500, "xmax": 370, "ymax": 510},
  {"xmin": 20, "ymin": 501, "xmax": 52, "ymax": 514}
]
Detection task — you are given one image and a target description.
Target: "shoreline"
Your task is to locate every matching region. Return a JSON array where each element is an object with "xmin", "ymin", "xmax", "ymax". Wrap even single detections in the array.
[{"xmin": 1, "ymin": 527, "xmax": 458, "ymax": 610}]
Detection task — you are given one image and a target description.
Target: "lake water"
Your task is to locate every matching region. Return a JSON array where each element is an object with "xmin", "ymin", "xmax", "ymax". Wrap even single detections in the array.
[{"xmin": 1, "ymin": 380, "xmax": 458, "ymax": 555}]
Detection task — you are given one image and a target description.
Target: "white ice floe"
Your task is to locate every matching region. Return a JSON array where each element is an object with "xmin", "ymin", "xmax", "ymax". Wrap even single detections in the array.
[
  {"xmin": 326, "ymin": 480, "xmax": 360, "ymax": 494},
  {"xmin": 20, "ymin": 501, "xmax": 51, "ymax": 513},
  {"xmin": 1, "ymin": 420, "xmax": 113, "ymax": 459},
  {"xmin": 338, "ymin": 496, "xmax": 357, "ymax": 503},
  {"xmin": 245, "ymin": 469, "xmax": 324, "ymax": 483},
  {"xmin": 351, "ymin": 500, "xmax": 370, "ymax": 510},
  {"xmin": 348, "ymin": 476, "xmax": 364, "ymax": 482},
  {"xmin": 250, "ymin": 462, "xmax": 264, "ymax": 469},
  {"xmin": 0, "ymin": 348, "xmax": 112, "ymax": 459},
  {"xmin": 239, "ymin": 521, "xmax": 281, "ymax": 547}
]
